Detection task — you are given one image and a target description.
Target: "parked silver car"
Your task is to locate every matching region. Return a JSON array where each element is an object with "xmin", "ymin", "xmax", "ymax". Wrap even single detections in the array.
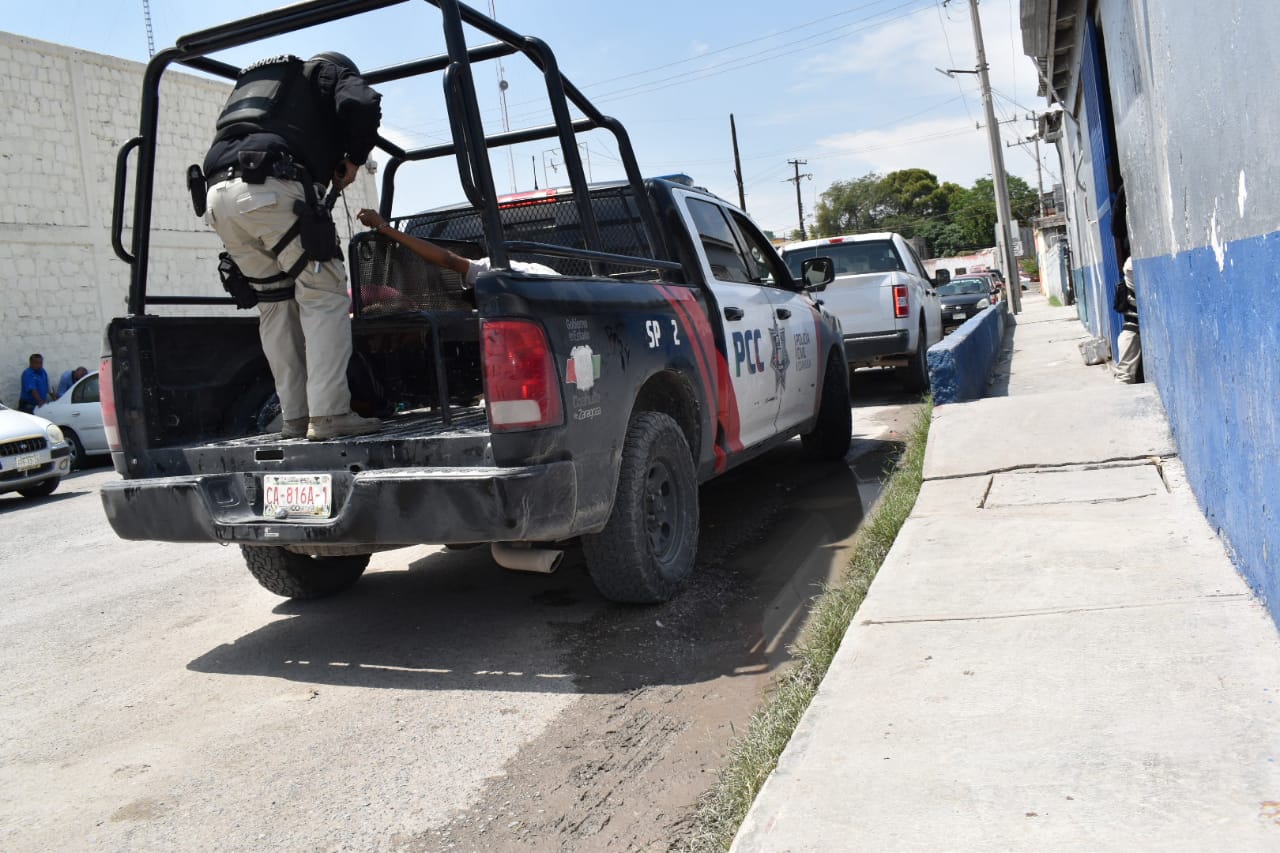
[
  {"xmin": 35, "ymin": 370, "xmax": 107, "ymax": 470},
  {"xmin": 0, "ymin": 404, "xmax": 72, "ymax": 498}
]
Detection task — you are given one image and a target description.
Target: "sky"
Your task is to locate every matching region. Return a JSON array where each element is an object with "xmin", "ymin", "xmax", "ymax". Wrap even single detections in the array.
[{"xmin": 4, "ymin": 0, "xmax": 1056, "ymax": 237}]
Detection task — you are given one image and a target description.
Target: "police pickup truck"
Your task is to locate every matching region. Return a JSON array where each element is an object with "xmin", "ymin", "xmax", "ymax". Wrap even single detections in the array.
[{"xmin": 100, "ymin": 0, "xmax": 849, "ymax": 604}]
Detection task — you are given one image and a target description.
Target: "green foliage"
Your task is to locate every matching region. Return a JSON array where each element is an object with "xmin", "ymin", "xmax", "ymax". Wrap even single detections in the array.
[{"xmin": 812, "ymin": 169, "xmax": 1040, "ymax": 259}]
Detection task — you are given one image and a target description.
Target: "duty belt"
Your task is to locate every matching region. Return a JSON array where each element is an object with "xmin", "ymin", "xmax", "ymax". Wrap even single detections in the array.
[{"xmin": 205, "ymin": 158, "xmax": 311, "ymax": 190}]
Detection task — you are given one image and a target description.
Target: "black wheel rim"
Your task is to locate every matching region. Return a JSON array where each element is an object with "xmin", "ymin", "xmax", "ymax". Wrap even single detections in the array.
[{"xmin": 644, "ymin": 456, "xmax": 684, "ymax": 567}]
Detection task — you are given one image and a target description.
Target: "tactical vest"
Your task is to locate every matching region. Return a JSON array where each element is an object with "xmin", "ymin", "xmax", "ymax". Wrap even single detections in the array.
[{"xmin": 213, "ymin": 55, "xmax": 344, "ymax": 183}]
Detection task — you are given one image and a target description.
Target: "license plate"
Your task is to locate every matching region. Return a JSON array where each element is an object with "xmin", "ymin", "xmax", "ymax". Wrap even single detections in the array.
[
  {"xmin": 952, "ymin": 312, "xmax": 966, "ymax": 320},
  {"xmin": 16, "ymin": 454, "xmax": 41, "ymax": 471},
  {"xmin": 263, "ymin": 474, "xmax": 332, "ymax": 518}
]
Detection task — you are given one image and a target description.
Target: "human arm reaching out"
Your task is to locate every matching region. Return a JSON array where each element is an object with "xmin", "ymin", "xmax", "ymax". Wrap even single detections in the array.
[{"xmin": 356, "ymin": 209, "xmax": 471, "ymax": 278}]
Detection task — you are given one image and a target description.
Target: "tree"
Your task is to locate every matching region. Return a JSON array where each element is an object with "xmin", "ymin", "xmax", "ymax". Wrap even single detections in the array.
[
  {"xmin": 813, "ymin": 173, "xmax": 886, "ymax": 237},
  {"xmin": 811, "ymin": 169, "xmax": 1039, "ymax": 256}
]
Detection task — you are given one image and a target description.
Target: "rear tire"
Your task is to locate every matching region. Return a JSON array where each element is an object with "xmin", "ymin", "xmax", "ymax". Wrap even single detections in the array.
[
  {"xmin": 896, "ymin": 319, "xmax": 930, "ymax": 392},
  {"xmin": 240, "ymin": 546, "xmax": 369, "ymax": 600},
  {"xmin": 802, "ymin": 355, "xmax": 853, "ymax": 460},
  {"xmin": 18, "ymin": 477, "xmax": 59, "ymax": 499},
  {"xmin": 583, "ymin": 412, "xmax": 698, "ymax": 604}
]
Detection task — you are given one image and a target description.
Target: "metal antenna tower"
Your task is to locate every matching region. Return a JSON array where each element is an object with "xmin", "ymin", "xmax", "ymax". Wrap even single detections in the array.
[
  {"xmin": 488, "ymin": 0, "xmax": 517, "ymax": 192},
  {"xmin": 142, "ymin": 0, "xmax": 156, "ymax": 57}
]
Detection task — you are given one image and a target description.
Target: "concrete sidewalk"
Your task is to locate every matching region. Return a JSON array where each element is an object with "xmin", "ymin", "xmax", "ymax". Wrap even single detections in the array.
[{"xmin": 732, "ymin": 293, "xmax": 1280, "ymax": 851}]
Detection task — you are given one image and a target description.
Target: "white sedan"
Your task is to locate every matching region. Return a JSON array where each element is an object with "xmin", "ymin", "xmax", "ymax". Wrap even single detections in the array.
[
  {"xmin": 0, "ymin": 404, "xmax": 72, "ymax": 498},
  {"xmin": 34, "ymin": 371, "xmax": 108, "ymax": 470}
]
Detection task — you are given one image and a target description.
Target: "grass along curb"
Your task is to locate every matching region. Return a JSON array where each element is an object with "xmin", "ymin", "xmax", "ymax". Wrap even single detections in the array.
[{"xmin": 683, "ymin": 400, "xmax": 934, "ymax": 852}]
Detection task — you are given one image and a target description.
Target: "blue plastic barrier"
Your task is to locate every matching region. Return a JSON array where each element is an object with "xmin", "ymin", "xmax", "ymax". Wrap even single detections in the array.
[{"xmin": 926, "ymin": 301, "xmax": 1009, "ymax": 405}]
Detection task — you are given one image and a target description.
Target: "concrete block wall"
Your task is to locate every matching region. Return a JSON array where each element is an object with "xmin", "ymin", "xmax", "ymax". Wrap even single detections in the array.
[{"xmin": 0, "ymin": 32, "xmax": 377, "ymax": 405}]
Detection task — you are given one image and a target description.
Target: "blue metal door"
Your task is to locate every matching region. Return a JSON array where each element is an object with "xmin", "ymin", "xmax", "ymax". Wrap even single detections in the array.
[{"xmin": 1081, "ymin": 17, "xmax": 1124, "ymax": 353}]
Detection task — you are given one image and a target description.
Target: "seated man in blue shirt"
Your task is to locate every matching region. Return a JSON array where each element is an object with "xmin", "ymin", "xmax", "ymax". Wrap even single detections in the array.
[
  {"xmin": 56, "ymin": 366, "xmax": 88, "ymax": 398},
  {"xmin": 19, "ymin": 353, "xmax": 54, "ymax": 413}
]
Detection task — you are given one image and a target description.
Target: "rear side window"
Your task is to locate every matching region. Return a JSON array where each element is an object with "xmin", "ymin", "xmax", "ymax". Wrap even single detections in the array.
[
  {"xmin": 72, "ymin": 375, "xmax": 99, "ymax": 404},
  {"xmin": 686, "ymin": 198, "xmax": 751, "ymax": 283}
]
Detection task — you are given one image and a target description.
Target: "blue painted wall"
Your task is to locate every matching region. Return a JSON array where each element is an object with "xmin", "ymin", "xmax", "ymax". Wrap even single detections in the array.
[
  {"xmin": 1040, "ymin": 0, "xmax": 1280, "ymax": 624},
  {"xmin": 1137, "ymin": 234, "xmax": 1280, "ymax": 611}
]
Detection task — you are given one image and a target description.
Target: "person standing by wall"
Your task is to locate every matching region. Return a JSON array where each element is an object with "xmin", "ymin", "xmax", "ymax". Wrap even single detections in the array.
[
  {"xmin": 203, "ymin": 51, "xmax": 382, "ymax": 441},
  {"xmin": 1113, "ymin": 257, "xmax": 1141, "ymax": 383},
  {"xmin": 18, "ymin": 354, "xmax": 55, "ymax": 413}
]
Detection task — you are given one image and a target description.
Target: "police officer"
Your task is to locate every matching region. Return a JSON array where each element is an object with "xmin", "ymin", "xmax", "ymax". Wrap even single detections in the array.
[{"xmin": 204, "ymin": 51, "xmax": 382, "ymax": 441}]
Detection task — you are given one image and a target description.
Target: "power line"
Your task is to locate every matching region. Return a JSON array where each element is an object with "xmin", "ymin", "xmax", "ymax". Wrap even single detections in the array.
[
  {"xmin": 564, "ymin": 0, "xmax": 916, "ymax": 93},
  {"xmin": 392, "ymin": 0, "xmax": 932, "ymax": 143},
  {"xmin": 934, "ymin": 0, "xmax": 976, "ymax": 124}
]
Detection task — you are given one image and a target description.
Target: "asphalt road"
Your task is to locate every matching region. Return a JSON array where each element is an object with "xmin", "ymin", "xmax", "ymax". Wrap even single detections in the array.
[{"xmin": 0, "ymin": 376, "xmax": 921, "ymax": 852}]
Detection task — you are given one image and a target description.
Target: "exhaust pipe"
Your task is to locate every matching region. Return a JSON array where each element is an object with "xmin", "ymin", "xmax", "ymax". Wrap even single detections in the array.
[{"xmin": 491, "ymin": 542, "xmax": 563, "ymax": 574}]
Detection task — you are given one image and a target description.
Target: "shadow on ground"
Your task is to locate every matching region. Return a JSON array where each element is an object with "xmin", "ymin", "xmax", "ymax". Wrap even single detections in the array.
[{"xmin": 187, "ymin": 438, "xmax": 896, "ymax": 695}]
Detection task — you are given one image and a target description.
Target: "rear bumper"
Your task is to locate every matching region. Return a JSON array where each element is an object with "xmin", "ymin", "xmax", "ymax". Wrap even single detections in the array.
[
  {"xmin": 100, "ymin": 463, "xmax": 579, "ymax": 545},
  {"xmin": 843, "ymin": 329, "xmax": 910, "ymax": 363}
]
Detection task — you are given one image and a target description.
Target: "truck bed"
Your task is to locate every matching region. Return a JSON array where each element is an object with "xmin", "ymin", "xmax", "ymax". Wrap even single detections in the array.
[{"xmin": 141, "ymin": 404, "xmax": 492, "ymax": 477}]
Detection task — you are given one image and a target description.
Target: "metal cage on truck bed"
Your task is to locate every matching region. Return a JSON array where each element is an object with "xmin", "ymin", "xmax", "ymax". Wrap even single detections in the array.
[{"xmin": 112, "ymin": 0, "xmax": 684, "ymax": 315}]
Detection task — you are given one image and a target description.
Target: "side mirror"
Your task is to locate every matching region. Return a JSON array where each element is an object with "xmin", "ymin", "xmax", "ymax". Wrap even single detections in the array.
[
  {"xmin": 931, "ymin": 268, "xmax": 950, "ymax": 286},
  {"xmin": 801, "ymin": 256, "xmax": 835, "ymax": 290}
]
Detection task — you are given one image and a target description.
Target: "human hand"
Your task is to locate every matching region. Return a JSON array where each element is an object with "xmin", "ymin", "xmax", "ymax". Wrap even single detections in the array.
[
  {"xmin": 333, "ymin": 158, "xmax": 359, "ymax": 190},
  {"xmin": 357, "ymin": 208, "xmax": 388, "ymax": 231}
]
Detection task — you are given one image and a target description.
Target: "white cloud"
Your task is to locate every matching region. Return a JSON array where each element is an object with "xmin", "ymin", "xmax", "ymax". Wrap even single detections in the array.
[
  {"xmin": 804, "ymin": 2, "xmax": 1039, "ymax": 127},
  {"xmin": 814, "ymin": 116, "xmax": 995, "ymax": 185}
]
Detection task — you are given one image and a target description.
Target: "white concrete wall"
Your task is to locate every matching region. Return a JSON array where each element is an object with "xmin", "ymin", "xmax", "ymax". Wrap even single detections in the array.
[{"xmin": 0, "ymin": 32, "xmax": 377, "ymax": 405}]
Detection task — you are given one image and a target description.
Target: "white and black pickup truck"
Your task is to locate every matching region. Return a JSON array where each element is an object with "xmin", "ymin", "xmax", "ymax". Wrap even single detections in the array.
[
  {"xmin": 98, "ymin": 0, "xmax": 850, "ymax": 606},
  {"xmin": 780, "ymin": 233, "xmax": 943, "ymax": 391}
]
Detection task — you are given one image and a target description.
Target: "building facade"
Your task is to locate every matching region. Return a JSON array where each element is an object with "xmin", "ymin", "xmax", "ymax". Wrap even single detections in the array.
[
  {"xmin": 0, "ymin": 33, "xmax": 376, "ymax": 404},
  {"xmin": 1021, "ymin": 1, "xmax": 1280, "ymax": 622}
]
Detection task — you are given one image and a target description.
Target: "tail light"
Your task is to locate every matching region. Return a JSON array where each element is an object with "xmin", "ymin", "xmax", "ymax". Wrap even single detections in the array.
[
  {"xmin": 482, "ymin": 319, "xmax": 564, "ymax": 431},
  {"xmin": 99, "ymin": 355, "xmax": 122, "ymax": 451},
  {"xmin": 892, "ymin": 285, "xmax": 910, "ymax": 319}
]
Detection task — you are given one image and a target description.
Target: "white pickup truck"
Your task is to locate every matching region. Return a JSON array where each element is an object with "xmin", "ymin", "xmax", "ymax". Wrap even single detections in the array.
[{"xmin": 781, "ymin": 232, "xmax": 943, "ymax": 391}]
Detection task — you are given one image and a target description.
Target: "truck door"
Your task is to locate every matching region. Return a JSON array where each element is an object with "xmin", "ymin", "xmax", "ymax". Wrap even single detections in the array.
[
  {"xmin": 677, "ymin": 193, "xmax": 781, "ymax": 450},
  {"xmin": 723, "ymin": 208, "xmax": 821, "ymax": 434}
]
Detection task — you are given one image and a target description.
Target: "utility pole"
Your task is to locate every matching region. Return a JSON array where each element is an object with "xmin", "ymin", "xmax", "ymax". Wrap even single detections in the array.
[
  {"xmin": 786, "ymin": 159, "xmax": 812, "ymax": 240},
  {"xmin": 966, "ymin": 0, "xmax": 1021, "ymax": 313},
  {"xmin": 730, "ymin": 114, "xmax": 746, "ymax": 210},
  {"xmin": 1031, "ymin": 128, "xmax": 1046, "ymax": 216}
]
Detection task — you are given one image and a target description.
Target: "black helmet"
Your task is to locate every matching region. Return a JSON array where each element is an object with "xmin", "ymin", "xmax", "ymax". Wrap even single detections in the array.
[{"xmin": 311, "ymin": 51, "xmax": 359, "ymax": 74}]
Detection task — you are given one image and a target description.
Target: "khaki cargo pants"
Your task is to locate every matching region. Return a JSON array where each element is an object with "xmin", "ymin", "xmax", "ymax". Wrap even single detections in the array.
[{"xmin": 206, "ymin": 176, "xmax": 352, "ymax": 421}]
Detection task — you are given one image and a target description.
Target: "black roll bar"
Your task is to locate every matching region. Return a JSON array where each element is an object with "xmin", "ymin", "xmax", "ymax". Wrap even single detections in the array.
[{"xmin": 122, "ymin": 0, "xmax": 675, "ymax": 311}]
